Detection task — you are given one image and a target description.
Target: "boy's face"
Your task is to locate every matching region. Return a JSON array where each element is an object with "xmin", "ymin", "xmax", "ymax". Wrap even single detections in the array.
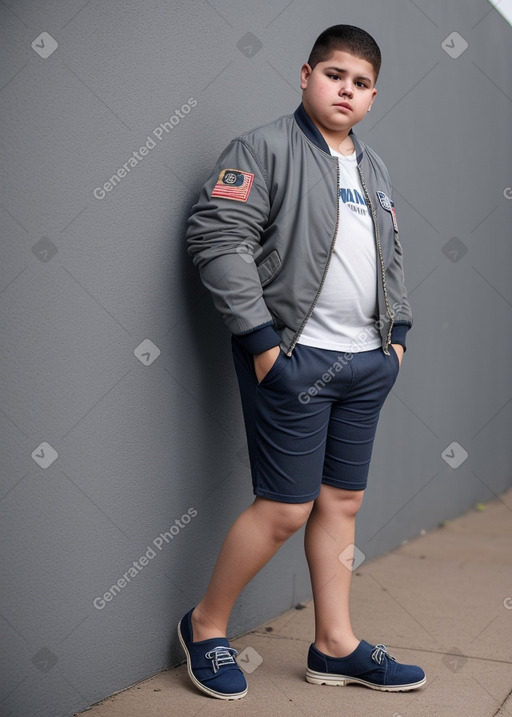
[{"xmin": 300, "ymin": 50, "xmax": 377, "ymax": 144}]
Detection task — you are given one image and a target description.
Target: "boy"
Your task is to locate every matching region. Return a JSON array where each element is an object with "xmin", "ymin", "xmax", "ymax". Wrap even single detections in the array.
[{"xmin": 180, "ymin": 25, "xmax": 426, "ymax": 699}]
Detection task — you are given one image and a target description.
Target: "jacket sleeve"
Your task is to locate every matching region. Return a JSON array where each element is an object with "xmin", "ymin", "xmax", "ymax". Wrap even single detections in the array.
[
  {"xmin": 186, "ymin": 138, "xmax": 281, "ymax": 354},
  {"xmin": 387, "ymin": 211, "xmax": 413, "ymax": 350},
  {"xmin": 375, "ymin": 158, "xmax": 412, "ymax": 350}
]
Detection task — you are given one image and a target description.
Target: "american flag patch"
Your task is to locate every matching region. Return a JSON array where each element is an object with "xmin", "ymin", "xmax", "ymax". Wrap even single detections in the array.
[{"xmin": 211, "ymin": 169, "xmax": 254, "ymax": 202}]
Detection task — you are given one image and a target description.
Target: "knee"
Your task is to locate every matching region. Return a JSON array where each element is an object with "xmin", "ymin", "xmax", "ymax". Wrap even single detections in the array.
[
  {"xmin": 275, "ymin": 501, "xmax": 314, "ymax": 540},
  {"xmin": 254, "ymin": 498, "xmax": 314, "ymax": 542},
  {"xmin": 315, "ymin": 487, "xmax": 365, "ymax": 518},
  {"xmin": 340, "ymin": 490, "xmax": 364, "ymax": 517}
]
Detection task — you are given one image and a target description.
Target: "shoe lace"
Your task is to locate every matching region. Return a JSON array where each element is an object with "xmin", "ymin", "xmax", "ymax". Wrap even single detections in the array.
[
  {"xmin": 371, "ymin": 644, "xmax": 396, "ymax": 665},
  {"xmin": 204, "ymin": 646, "xmax": 239, "ymax": 673}
]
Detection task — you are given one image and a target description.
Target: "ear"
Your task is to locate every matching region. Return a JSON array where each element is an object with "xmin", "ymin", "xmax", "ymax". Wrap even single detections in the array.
[
  {"xmin": 300, "ymin": 63, "xmax": 312, "ymax": 90},
  {"xmin": 368, "ymin": 86, "xmax": 377, "ymax": 110}
]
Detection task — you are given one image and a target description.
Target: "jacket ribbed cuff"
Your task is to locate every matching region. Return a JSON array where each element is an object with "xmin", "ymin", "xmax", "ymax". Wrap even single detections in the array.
[
  {"xmin": 235, "ymin": 324, "xmax": 282, "ymax": 354},
  {"xmin": 390, "ymin": 322, "xmax": 410, "ymax": 351}
]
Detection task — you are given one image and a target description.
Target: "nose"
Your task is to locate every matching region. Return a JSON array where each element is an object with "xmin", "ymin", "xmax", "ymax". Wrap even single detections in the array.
[{"xmin": 339, "ymin": 81, "xmax": 353, "ymax": 98}]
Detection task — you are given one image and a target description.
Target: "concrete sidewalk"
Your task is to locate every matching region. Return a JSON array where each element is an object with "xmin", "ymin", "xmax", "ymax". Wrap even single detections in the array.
[{"xmin": 77, "ymin": 488, "xmax": 512, "ymax": 717}]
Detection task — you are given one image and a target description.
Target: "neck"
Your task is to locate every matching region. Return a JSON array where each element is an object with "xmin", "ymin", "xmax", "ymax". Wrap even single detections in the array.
[
  {"xmin": 331, "ymin": 135, "xmax": 355, "ymax": 155},
  {"xmin": 294, "ymin": 103, "xmax": 360, "ymax": 159},
  {"xmin": 306, "ymin": 115, "xmax": 352, "ymax": 153}
]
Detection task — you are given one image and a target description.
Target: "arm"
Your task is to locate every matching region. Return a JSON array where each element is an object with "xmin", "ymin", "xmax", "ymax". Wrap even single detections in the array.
[
  {"xmin": 387, "ymin": 191, "xmax": 413, "ymax": 357},
  {"xmin": 389, "ymin": 236, "xmax": 410, "ymax": 365},
  {"xmin": 388, "ymin": 238, "xmax": 412, "ymax": 353},
  {"xmin": 388, "ymin": 235, "xmax": 412, "ymax": 361},
  {"xmin": 186, "ymin": 137, "xmax": 282, "ymax": 357}
]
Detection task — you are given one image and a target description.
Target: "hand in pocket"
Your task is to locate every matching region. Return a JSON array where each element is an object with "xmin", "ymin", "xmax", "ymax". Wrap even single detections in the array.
[{"xmin": 253, "ymin": 345, "xmax": 281, "ymax": 383}]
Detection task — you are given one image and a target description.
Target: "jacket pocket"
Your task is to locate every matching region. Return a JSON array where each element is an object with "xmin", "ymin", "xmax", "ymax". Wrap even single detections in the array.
[{"xmin": 257, "ymin": 249, "xmax": 282, "ymax": 287}]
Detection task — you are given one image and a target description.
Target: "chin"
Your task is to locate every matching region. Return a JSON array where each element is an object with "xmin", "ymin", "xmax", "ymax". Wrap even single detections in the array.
[{"xmin": 328, "ymin": 121, "xmax": 350, "ymax": 132}]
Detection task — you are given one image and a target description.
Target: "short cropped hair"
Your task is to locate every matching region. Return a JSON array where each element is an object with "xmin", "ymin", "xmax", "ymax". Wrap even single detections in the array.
[{"xmin": 307, "ymin": 25, "xmax": 382, "ymax": 81}]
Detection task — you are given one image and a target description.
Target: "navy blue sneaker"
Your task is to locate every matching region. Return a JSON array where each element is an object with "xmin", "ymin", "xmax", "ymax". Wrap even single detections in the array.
[
  {"xmin": 306, "ymin": 641, "xmax": 426, "ymax": 692},
  {"xmin": 177, "ymin": 608, "xmax": 248, "ymax": 700}
]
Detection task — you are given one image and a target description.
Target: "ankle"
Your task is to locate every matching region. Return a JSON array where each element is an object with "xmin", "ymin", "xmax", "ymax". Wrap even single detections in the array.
[
  {"xmin": 191, "ymin": 606, "xmax": 228, "ymax": 642},
  {"xmin": 314, "ymin": 634, "xmax": 360, "ymax": 658}
]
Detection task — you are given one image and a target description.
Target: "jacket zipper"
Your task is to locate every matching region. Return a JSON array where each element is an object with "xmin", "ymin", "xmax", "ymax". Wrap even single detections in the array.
[
  {"xmin": 358, "ymin": 166, "xmax": 394, "ymax": 354},
  {"xmin": 286, "ymin": 159, "xmax": 341, "ymax": 356}
]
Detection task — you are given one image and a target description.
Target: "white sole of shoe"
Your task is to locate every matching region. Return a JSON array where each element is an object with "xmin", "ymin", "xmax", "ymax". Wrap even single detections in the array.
[
  {"xmin": 306, "ymin": 668, "xmax": 426, "ymax": 692},
  {"xmin": 177, "ymin": 619, "xmax": 248, "ymax": 700}
]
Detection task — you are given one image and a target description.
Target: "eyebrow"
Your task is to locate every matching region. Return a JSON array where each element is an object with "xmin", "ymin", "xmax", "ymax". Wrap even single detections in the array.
[{"xmin": 324, "ymin": 66, "xmax": 373, "ymax": 83}]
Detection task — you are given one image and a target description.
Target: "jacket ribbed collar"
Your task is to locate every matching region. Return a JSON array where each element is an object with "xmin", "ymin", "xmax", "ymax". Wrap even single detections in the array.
[{"xmin": 293, "ymin": 103, "xmax": 364, "ymax": 164}]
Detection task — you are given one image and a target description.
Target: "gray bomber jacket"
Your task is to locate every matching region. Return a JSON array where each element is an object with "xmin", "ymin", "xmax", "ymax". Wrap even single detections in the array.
[{"xmin": 186, "ymin": 103, "xmax": 412, "ymax": 356}]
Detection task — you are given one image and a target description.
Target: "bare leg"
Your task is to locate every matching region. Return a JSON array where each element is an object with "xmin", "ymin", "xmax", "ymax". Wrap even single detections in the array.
[
  {"xmin": 304, "ymin": 484, "xmax": 365, "ymax": 657},
  {"xmin": 192, "ymin": 496, "xmax": 314, "ymax": 641}
]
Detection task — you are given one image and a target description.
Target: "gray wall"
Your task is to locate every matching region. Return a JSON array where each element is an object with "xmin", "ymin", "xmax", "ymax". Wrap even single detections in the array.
[{"xmin": 1, "ymin": 1, "xmax": 511, "ymax": 715}]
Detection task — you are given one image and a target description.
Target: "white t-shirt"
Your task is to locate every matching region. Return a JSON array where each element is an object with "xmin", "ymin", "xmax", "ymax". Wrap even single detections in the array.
[{"xmin": 297, "ymin": 146, "xmax": 381, "ymax": 352}]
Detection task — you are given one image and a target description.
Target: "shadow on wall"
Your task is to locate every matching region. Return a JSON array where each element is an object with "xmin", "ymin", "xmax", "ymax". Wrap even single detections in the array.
[{"xmin": 161, "ymin": 203, "xmax": 253, "ymax": 665}]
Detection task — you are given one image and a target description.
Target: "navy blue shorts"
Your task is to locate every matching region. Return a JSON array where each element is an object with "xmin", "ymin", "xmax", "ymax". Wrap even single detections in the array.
[{"xmin": 232, "ymin": 337, "xmax": 400, "ymax": 504}]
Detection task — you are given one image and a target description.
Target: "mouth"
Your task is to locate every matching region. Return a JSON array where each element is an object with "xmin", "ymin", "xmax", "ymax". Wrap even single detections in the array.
[{"xmin": 334, "ymin": 102, "xmax": 352, "ymax": 111}]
